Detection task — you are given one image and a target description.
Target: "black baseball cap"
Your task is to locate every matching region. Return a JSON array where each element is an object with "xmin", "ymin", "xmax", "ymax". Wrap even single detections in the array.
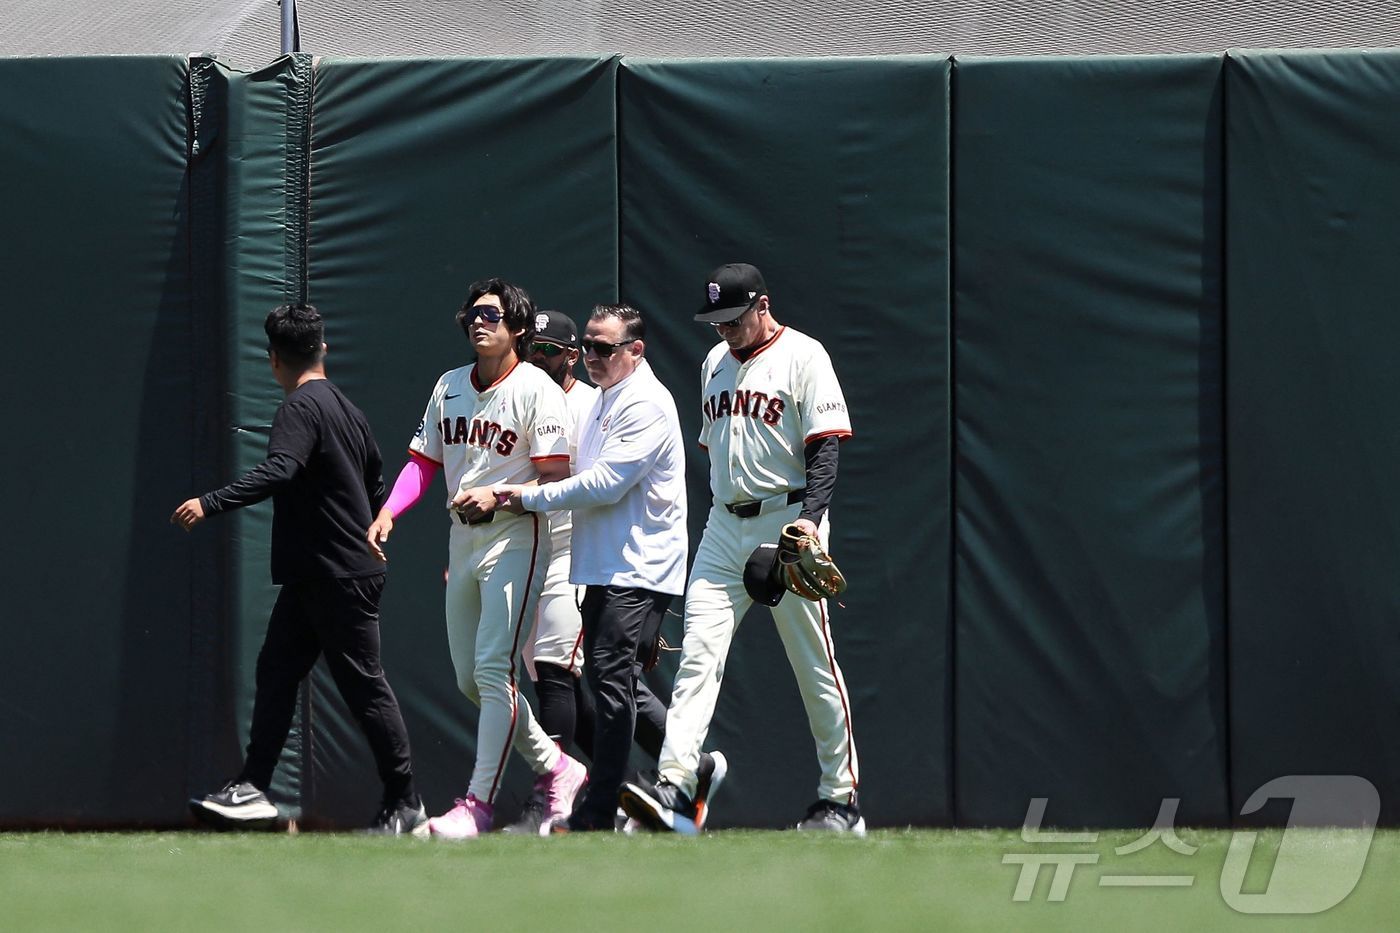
[
  {"xmin": 695, "ymin": 263, "xmax": 768, "ymax": 323},
  {"xmin": 743, "ymin": 542, "xmax": 785, "ymax": 607},
  {"xmin": 532, "ymin": 309, "xmax": 579, "ymax": 348}
]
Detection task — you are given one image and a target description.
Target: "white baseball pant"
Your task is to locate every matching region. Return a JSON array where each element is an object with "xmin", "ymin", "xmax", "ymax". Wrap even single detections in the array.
[
  {"xmin": 658, "ymin": 503, "xmax": 859, "ymax": 803},
  {"xmin": 445, "ymin": 511, "xmax": 561, "ymax": 804}
]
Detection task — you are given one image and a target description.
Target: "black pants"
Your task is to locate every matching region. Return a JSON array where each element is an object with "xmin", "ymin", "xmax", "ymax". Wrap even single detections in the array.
[
  {"xmin": 574, "ymin": 585, "xmax": 670, "ymax": 826},
  {"xmin": 238, "ymin": 574, "xmax": 416, "ymax": 806}
]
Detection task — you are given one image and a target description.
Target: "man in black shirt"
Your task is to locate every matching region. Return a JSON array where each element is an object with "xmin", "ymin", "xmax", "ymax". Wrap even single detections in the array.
[{"xmin": 172, "ymin": 304, "xmax": 425, "ymax": 835}]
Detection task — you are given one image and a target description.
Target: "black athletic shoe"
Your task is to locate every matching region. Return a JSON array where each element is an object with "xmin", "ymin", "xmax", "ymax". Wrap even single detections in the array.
[
  {"xmin": 619, "ymin": 780, "xmax": 698, "ymax": 836},
  {"xmin": 693, "ymin": 751, "xmax": 729, "ymax": 831},
  {"xmin": 367, "ymin": 798, "xmax": 429, "ymax": 837},
  {"xmin": 502, "ymin": 788, "xmax": 551, "ymax": 836},
  {"xmin": 795, "ymin": 798, "xmax": 867, "ymax": 836},
  {"xmin": 189, "ymin": 780, "xmax": 279, "ymax": 831}
]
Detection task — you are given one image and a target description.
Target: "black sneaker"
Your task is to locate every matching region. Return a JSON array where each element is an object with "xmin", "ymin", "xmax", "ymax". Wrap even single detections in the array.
[
  {"xmin": 619, "ymin": 780, "xmax": 698, "ymax": 836},
  {"xmin": 189, "ymin": 780, "xmax": 279, "ymax": 831},
  {"xmin": 693, "ymin": 751, "xmax": 729, "ymax": 831},
  {"xmin": 367, "ymin": 798, "xmax": 429, "ymax": 837},
  {"xmin": 795, "ymin": 798, "xmax": 866, "ymax": 836},
  {"xmin": 502, "ymin": 788, "xmax": 551, "ymax": 836}
]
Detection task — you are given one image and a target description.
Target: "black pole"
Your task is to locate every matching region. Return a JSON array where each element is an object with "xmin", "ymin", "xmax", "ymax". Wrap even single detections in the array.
[{"xmin": 280, "ymin": 0, "xmax": 300, "ymax": 54}]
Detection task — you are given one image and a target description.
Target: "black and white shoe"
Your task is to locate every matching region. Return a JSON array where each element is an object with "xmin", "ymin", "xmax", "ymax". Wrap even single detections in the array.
[
  {"xmin": 614, "ymin": 807, "xmax": 640, "ymax": 834},
  {"xmin": 795, "ymin": 798, "xmax": 867, "ymax": 836},
  {"xmin": 367, "ymin": 798, "xmax": 430, "ymax": 837},
  {"xmin": 501, "ymin": 789, "xmax": 552, "ymax": 836},
  {"xmin": 693, "ymin": 751, "xmax": 729, "ymax": 830},
  {"xmin": 189, "ymin": 780, "xmax": 279, "ymax": 831},
  {"xmin": 619, "ymin": 780, "xmax": 699, "ymax": 836}
]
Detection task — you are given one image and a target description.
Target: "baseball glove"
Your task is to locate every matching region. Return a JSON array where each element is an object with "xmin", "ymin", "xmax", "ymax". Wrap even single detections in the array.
[{"xmin": 777, "ymin": 523, "xmax": 846, "ymax": 602}]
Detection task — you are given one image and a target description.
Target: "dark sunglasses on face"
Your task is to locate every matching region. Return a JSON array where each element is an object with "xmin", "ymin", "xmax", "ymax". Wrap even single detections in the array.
[
  {"xmin": 529, "ymin": 341, "xmax": 567, "ymax": 357},
  {"xmin": 581, "ymin": 338, "xmax": 634, "ymax": 358},
  {"xmin": 711, "ymin": 302, "xmax": 755, "ymax": 329},
  {"xmin": 466, "ymin": 304, "xmax": 504, "ymax": 324}
]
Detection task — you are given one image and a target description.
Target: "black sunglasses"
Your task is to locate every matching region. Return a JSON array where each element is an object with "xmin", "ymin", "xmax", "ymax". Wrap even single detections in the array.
[
  {"xmin": 581, "ymin": 338, "xmax": 634, "ymax": 358},
  {"xmin": 529, "ymin": 341, "xmax": 567, "ymax": 357},
  {"xmin": 711, "ymin": 302, "xmax": 756, "ymax": 329},
  {"xmin": 465, "ymin": 304, "xmax": 504, "ymax": 324}
]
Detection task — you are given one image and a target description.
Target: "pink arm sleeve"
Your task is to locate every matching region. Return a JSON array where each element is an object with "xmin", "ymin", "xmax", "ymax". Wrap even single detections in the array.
[{"xmin": 383, "ymin": 452, "xmax": 441, "ymax": 518}]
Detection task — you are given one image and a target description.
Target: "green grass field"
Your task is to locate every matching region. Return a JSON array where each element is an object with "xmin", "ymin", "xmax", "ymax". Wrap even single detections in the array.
[{"xmin": 3, "ymin": 828, "xmax": 1397, "ymax": 932}]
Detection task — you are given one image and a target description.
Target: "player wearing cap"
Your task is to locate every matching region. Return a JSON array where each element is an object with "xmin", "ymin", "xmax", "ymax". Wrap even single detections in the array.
[
  {"xmin": 500, "ymin": 309, "xmax": 599, "ymax": 834},
  {"xmin": 365, "ymin": 279, "xmax": 588, "ymax": 839},
  {"xmin": 497, "ymin": 304, "xmax": 728, "ymax": 832},
  {"xmin": 621, "ymin": 263, "xmax": 864, "ymax": 835}
]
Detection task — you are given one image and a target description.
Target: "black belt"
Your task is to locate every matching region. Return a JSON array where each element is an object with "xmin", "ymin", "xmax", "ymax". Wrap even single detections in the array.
[
  {"xmin": 456, "ymin": 510, "xmax": 495, "ymax": 526},
  {"xmin": 725, "ymin": 489, "xmax": 804, "ymax": 518}
]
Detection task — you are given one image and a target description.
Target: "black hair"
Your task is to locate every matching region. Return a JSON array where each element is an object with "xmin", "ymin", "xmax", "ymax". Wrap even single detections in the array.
[
  {"xmin": 589, "ymin": 303, "xmax": 645, "ymax": 344},
  {"xmin": 456, "ymin": 278, "xmax": 536, "ymax": 358},
  {"xmin": 264, "ymin": 303, "xmax": 325, "ymax": 367}
]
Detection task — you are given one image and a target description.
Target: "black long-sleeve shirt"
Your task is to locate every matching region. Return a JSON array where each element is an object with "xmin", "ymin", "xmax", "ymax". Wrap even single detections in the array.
[
  {"xmin": 201, "ymin": 379, "xmax": 386, "ymax": 584},
  {"xmin": 798, "ymin": 434, "xmax": 840, "ymax": 525}
]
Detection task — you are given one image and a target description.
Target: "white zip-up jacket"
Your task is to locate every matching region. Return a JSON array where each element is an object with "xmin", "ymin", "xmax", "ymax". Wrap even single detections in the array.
[{"xmin": 520, "ymin": 359, "xmax": 687, "ymax": 595}]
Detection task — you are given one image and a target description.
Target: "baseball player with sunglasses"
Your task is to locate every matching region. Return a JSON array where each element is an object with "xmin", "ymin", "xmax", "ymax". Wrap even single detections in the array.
[
  {"xmin": 622, "ymin": 263, "xmax": 864, "ymax": 835},
  {"xmin": 366, "ymin": 279, "xmax": 587, "ymax": 839}
]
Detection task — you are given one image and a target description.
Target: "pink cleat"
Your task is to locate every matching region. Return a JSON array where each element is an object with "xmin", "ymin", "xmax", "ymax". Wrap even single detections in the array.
[
  {"xmin": 428, "ymin": 795, "xmax": 493, "ymax": 839},
  {"xmin": 540, "ymin": 754, "xmax": 588, "ymax": 826}
]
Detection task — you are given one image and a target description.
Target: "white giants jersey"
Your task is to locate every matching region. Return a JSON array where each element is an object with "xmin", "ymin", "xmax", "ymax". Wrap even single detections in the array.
[
  {"xmin": 549, "ymin": 379, "xmax": 601, "ymax": 546},
  {"xmin": 563, "ymin": 379, "xmax": 601, "ymax": 465},
  {"xmin": 409, "ymin": 360, "xmax": 570, "ymax": 505},
  {"xmin": 698, "ymin": 326, "xmax": 852, "ymax": 504}
]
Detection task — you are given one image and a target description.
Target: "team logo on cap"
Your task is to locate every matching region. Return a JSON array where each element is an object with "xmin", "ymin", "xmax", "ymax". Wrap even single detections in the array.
[
  {"xmin": 707, "ymin": 282, "xmax": 721, "ymax": 304},
  {"xmin": 535, "ymin": 313, "xmax": 549, "ymax": 331}
]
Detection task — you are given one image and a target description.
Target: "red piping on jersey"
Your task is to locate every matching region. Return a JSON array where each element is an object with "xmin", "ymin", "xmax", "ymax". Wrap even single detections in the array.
[
  {"xmin": 566, "ymin": 624, "xmax": 585, "ymax": 676},
  {"xmin": 471, "ymin": 358, "xmax": 520, "ymax": 394},
  {"xmin": 697, "ymin": 442, "xmax": 708, "ymax": 451},
  {"xmin": 529, "ymin": 454, "xmax": 571, "ymax": 462},
  {"xmin": 804, "ymin": 429, "xmax": 853, "ymax": 445},
  {"xmin": 729, "ymin": 325, "xmax": 786, "ymax": 362},
  {"xmin": 487, "ymin": 512, "xmax": 543, "ymax": 804},
  {"xmin": 407, "ymin": 448, "xmax": 444, "ymax": 465},
  {"xmin": 818, "ymin": 599, "xmax": 860, "ymax": 802}
]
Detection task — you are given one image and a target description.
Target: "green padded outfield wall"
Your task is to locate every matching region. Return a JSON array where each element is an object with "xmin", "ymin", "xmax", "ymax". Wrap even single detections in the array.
[
  {"xmin": 953, "ymin": 55, "xmax": 1230, "ymax": 826},
  {"xmin": 1226, "ymin": 50, "xmax": 1400, "ymax": 825},
  {"xmin": 9, "ymin": 50, "xmax": 1400, "ymax": 830},
  {"xmin": 303, "ymin": 57, "xmax": 621, "ymax": 825},
  {"xmin": 0, "ymin": 57, "xmax": 203, "ymax": 825},
  {"xmin": 618, "ymin": 57, "xmax": 953, "ymax": 827}
]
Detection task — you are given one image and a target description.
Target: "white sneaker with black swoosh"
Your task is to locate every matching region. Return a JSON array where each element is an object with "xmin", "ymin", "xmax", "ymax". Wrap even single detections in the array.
[{"xmin": 190, "ymin": 780, "xmax": 280, "ymax": 830}]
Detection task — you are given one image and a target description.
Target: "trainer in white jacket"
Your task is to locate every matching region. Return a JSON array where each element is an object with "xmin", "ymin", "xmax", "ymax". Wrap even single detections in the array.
[{"xmin": 498, "ymin": 303, "xmax": 688, "ymax": 831}]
